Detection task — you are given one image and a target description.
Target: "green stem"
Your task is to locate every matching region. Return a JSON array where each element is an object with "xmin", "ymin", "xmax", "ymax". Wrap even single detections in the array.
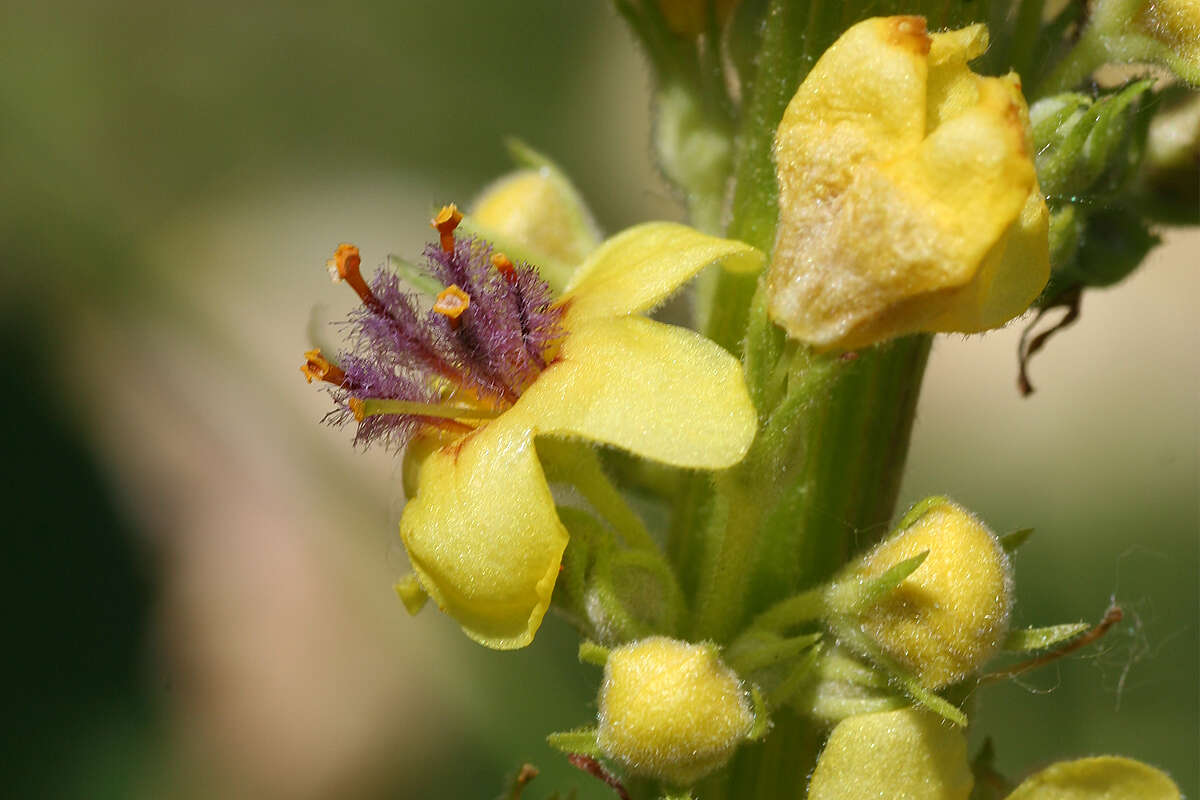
[
  {"xmin": 690, "ymin": 336, "xmax": 931, "ymax": 644},
  {"xmin": 1037, "ymin": 25, "xmax": 1112, "ymax": 95}
]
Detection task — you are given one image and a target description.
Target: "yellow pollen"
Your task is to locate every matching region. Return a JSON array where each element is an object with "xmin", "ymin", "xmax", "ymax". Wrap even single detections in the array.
[
  {"xmin": 348, "ymin": 397, "xmax": 366, "ymax": 421},
  {"xmin": 434, "ymin": 284, "xmax": 471, "ymax": 322},
  {"xmin": 431, "ymin": 204, "xmax": 463, "ymax": 253}
]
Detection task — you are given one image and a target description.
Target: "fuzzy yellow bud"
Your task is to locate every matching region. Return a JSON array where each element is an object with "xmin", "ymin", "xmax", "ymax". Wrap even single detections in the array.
[
  {"xmin": 769, "ymin": 17, "xmax": 1049, "ymax": 351},
  {"xmin": 808, "ymin": 709, "xmax": 973, "ymax": 800},
  {"xmin": 834, "ymin": 497, "xmax": 1013, "ymax": 688},
  {"xmin": 597, "ymin": 637, "xmax": 753, "ymax": 786},
  {"xmin": 1006, "ymin": 756, "xmax": 1181, "ymax": 800},
  {"xmin": 1137, "ymin": 0, "xmax": 1200, "ymax": 71}
]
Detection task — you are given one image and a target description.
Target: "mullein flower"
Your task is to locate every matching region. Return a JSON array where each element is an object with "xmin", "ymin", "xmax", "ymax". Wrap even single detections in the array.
[
  {"xmin": 807, "ymin": 709, "xmax": 1181, "ymax": 799},
  {"xmin": 596, "ymin": 637, "xmax": 755, "ymax": 787},
  {"xmin": 305, "ymin": 210, "xmax": 762, "ymax": 649},
  {"xmin": 768, "ymin": 17, "xmax": 1050, "ymax": 351}
]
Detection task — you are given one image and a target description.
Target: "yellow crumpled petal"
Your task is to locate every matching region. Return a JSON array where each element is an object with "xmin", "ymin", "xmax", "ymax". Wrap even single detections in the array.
[
  {"xmin": 520, "ymin": 315, "xmax": 757, "ymax": 469},
  {"xmin": 769, "ymin": 16, "xmax": 1049, "ymax": 351},
  {"xmin": 840, "ymin": 497, "xmax": 1013, "ymax": 688},
  {"xmin": 1005, "ymin": 756, "xmax": 1181, "ymax": 800},
  {"xmin": 399, "ymin": 410, "xmax": 566, "ymax": 650},
  {"xmin": 560, "ymin": 222, "xmax": 764, "ymax": 322},
  {"xmin": 807, "ymin": 708, "xmax": 974, "ymax": 800},
  {"xmin": 597, "ymin": 637, "xmax": 753, "ymax": 786}
]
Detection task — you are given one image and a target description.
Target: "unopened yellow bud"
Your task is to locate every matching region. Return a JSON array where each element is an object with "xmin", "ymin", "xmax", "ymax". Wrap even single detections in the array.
[
  {"xmin": 1006, "ymin": 755, "xmax": 1181, "ymax": 800},
  {"xmin": 470, "ymin": 145, "xmax": 602, "ymax": 294},
  {"xmin": 1137, "ymin": 0, "xmax": 1200, "ymax": 72},
  {"xmin": 836, "ymin": 497, "xmax": 1013, "ymax": 688},
  {"xmin": 658, "ymin": 0, "xmax": 739, "ymax": 36},
  {"xmin": 808, "ymin": 709, "xmax": 973, "ymax": 800},
  {"xmin": 769, "ymin": 17, "xmax": 1049, "ymax": 351},
  {"xmin": 597, "ymin": 637, "xmax": 753, "ymax": 786}
]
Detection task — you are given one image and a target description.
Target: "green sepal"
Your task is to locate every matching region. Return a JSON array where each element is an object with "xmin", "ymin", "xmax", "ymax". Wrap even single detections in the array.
[
  {"xmin": 999, "ymin": 528, "xmax": 1035, "ymax": 554},
  {"xmin": 1003, "ymin": 622, "xmax": 1090, "ymax": 652},
  {"xmin": 746, "ymin": 685, "xmax": 772, "ymax": 740},
  {"xmin": 835, "ymin": 627, "xmax": 968, "ymax": 726},
  {"xmin": 579, "ymin": 640, "xmax": 611, "ymax": 667},
  {"xmin": 1043, "ymin": 207, "xmax": 1162, "ymax": 302},
  {"xmin": 1032, "ymin": 80, "xmax": 1154, "ymax": 200},
  {"xmin": 546, "ymin": 728, "xmax": 603, "ymax": 759},
  {"xmin": 895, "ymin": 673, "xmax": 968, "ymax": 727},
  {"xmin": 385, "ymin": 253, "xmax": 443, "ymax": 296},
  {"xmin": 393, "ymin": 573, "xmax": 428, "ymax": 616},
  {"xmin": 893, "ymin": 495, "xmax": 952, "ymax": 532},
  {"xmin": 726, "ymin": 629, "xmax": 822, "ymax": 674},
  {"xmin": 844, "ymin": 550, "xmax": 929, "ymax": 613}
]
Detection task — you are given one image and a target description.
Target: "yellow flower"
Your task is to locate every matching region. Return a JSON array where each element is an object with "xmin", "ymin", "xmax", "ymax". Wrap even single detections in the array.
[
  {"xmin": 400, "ymin": 224, "xmax": 762, "ymax": 649},
  {"xmin": 769, "ymin": 17, "xmax": 1050, "ymax": 351},
  {"xmin": 807, "ymin": 709, "xmax": 1181, "ymax": 800}
]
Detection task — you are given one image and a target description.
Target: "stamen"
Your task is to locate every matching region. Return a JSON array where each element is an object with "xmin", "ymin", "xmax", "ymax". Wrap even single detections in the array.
[
  {"xmin": 433, "ymin": 284, "xmax": 471, "ymax": 327},
  {"xmin": 350, "ymin": 396, "xmax": 501, "ymax": 422},
  {"xmin": 300, "ymin": 348, "xmax": 347, "ymax": 385},
  {"xmin": 328, "ymin": 243, "xmax": 387, "ymax": 315},
  {"xmin": 491, "ymin": 252, "xmax": 516, "ymax": 281},
  {"xmin": 431, "ymin": 204, "xmax": 463, "ymax": 253}
]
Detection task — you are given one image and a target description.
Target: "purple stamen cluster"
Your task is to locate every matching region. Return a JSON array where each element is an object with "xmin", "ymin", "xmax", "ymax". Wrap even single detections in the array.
[{"xmin": 325, "ymin": 235, "xmax": 565, "ymax": 449}]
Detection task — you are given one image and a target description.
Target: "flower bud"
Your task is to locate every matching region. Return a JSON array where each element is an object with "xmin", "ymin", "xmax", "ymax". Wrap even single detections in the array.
[
  {"xmin": 1006, "ymin": 755, "xmax": 1181, "ymax": 800},
  {"xmin": 1135, "ymin": 0, "xmax": 1200, "ymax": 82},
  {"xmin": 807, "ymin": 709, "xmax": 973, "ymax": 800},
  {"xmin": 832, "ymin": 497, "xmax": 1013, "ymax": 688},
  {"xmin": 597, "ymin": 637, "xmax": 753, "ymax": 786},
  {"xmin": 769, "ymin": 17, "xmax": 1049, "ymax": 351},
  {"xmin": 469, "ymin": 143, "xmax": 601, "ymax": 291}
]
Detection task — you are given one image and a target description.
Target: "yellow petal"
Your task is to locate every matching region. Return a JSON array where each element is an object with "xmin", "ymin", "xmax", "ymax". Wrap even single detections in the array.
[
  {"xmin": 770, "ymin": 17, "xmax": 1048, "ymax": 351},
  {"xmin": 520, "ymin": 315, "xmax": 756, "ymax": 469},
  {"xmin": 399, "ymin": 411, "xmax": 567, "ymax": 649},
  {"xmin": 1005, "ymin": 756, "xmax": 1181, "ymax": 800},
  {"xmin": 808, "ymin": 708, "xmax": 973, "ymax": 800},
  {"xmin": 559, "ymin": 222, "xmax": 764, "ymax": 322}
]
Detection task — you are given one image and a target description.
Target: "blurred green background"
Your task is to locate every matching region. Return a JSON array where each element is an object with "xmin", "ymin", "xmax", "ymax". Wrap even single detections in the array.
[{"xmin": 2, "ymin": 2, "xmax": 1195, "ymax": 798}]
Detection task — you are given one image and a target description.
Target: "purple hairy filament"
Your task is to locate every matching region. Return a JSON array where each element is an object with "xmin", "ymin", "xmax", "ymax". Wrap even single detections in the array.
[{"xmin": 302, "ymin": 208, "xmax": 565, "ymax": 450}]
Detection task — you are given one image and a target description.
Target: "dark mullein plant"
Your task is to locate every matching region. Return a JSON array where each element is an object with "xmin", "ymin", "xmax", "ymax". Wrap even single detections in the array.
[{"xmin": 299, "ymin": 1, "xmax": 1196, "ymax": 797}]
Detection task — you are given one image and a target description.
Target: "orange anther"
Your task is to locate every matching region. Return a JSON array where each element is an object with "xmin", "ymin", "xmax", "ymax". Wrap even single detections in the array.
[
  {"xmin": 433, "ymin": 284, "xmax": 471, "ymax": 326},
  {"xmin": 301, "ymin": 348, "xmax": 347, "ymax": 385},
  {"xmin": 332, "ymin": 243, "xmax": 361, "ymax": 281},
  {"xmin": 491, "ymin": 252, "xmax": 516, "ymax": 280},
  {"xmin": 348, "ymin": 397, "xmax": 366, "ymax": 421},
  {"xmin": 431, "ymin": 204, "xmax": 463, "ymax": 253}
]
